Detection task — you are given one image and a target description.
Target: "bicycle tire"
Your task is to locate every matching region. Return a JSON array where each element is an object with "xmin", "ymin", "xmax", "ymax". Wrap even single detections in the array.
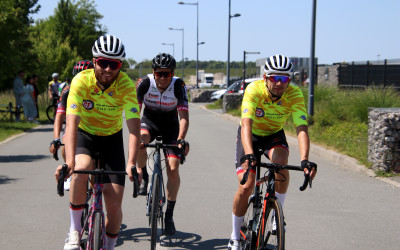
[
  {"xmin": 257, "ymin": 197, "xmax": 285, "ymax": 250},
  {"xmin": 46, "ymin": 105, "xmax": 56, "ymax": 123},
  {"xmin": 93, "ymin": 211, "xmax": 103, "ymax": 250},
  {"xmin": 150, "ymin": 173, "xmax": 160, "ymax": 250},
  {"xmin": 241, "ymin": 195, "xmax": 258, "ymax": 250}
]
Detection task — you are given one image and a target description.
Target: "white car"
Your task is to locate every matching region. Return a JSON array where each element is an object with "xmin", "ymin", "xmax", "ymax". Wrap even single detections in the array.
[{"xmin": 210, "ymin": 89, "xmax": 227, "ymax": 101}]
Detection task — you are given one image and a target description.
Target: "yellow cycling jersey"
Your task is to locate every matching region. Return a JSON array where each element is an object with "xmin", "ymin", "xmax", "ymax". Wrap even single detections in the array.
[
  {"xmin": 67, "ymin": 69, "xmax": 140, "ymax": 136},
  {"xmin": 241, "ymin": 79, "xmax": 308, "ymax": 136}
]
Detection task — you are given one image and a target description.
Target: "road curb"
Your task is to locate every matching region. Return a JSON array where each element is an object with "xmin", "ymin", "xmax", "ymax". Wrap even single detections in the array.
[
  {"xmin": 0, "ymin": 124, "xmax": 45, "ymax": 146},
  {"xmin": 193, "ymin": 103, "xmax": 400, "ymax": 188}
]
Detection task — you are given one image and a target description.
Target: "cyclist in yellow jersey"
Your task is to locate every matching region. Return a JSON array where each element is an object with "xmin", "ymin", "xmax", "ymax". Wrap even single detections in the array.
[
  {"xmin": 228, "ymin": 55, "xmax": 317, "ymax": 250},
  {"xmin": 55, "ymin": 35, "xmax": 141, "ymax": 250}
]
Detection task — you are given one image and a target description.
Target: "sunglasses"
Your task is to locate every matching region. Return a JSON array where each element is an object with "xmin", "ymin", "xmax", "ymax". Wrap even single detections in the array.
[
  {"xmin": 154, "ymin": 71, "xmax": 173, "ymax": 78},
  {"xmin": 268, "ymin": 75, "xmax": 290, "ymax": 84},
  {"xmin": 95, "ymin": 58, "xmax": 122, "ymax": 70}
]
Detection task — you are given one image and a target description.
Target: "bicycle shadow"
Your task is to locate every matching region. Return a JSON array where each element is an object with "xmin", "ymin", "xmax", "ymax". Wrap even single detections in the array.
[
  {"xmin": 117, "ymin": 224, "xmax": 227, "ymax": 249},
  {"xmin": 0, "ymin": 175, "xmax": 20, "ymax": 185},
  {"xmin": 0, "ymin": 154, "xmax": 49, "ymax": 163}
]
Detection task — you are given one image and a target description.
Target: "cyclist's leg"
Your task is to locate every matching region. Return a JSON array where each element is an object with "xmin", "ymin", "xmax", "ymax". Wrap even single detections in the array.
[
  {"xmin": 267, "ymin": 147, "xmax": 289, "ymax": 214},
  {"xmin": 230, "ymin": 126, "xmax": 257, "ymax": 245},
  {"xmin": 103, "ymin": 183, "xmax": 124, "ymax": 248},
  {"xmin": 100, "ymin": 130, "xmax": 126, "ymax": 249},
  {"xmin": 264, "ymin": 130, "xmax": 290, "ymax": 207},
  {"xmin": 165, "ymin": 156, "xmax": 180, "ymax": 201},
  {"xmin": 136, "ymin": 122, "xmax": 155, "ymax": 195}
]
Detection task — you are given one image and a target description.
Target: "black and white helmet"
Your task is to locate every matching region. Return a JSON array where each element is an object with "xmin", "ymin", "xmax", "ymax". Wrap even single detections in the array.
[
  {"xmin": 152, "ymin": 53, "xmax": 176, "ymax": 70},
  {"xmin": 92, "ymin": 35, "xmax": 126, "ymax": 61},
  {"xmin": 264, "ymin": 54, "xmax": 293, "ymax": 75}
]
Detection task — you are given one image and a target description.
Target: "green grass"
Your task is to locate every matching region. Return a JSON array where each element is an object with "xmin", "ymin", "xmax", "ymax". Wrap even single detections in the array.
[
  {"xmin": 0, "ymin": 91, "xmax": 51, "ymax": 142},
  {"xmin": 215, "ymin": 86, "xmax": 400, "ymax": 173}
]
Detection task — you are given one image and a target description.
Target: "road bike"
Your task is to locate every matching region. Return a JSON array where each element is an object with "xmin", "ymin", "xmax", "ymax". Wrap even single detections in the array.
[
  {"xmin": 46, "ymin": 96, "xmax": 59, "ymax": 123},
  {"xmin": 57, "ymin": 152, "xmax": 129, "ymax": 250},
  {"xmin": 239, "ymin": 160, "xmax": 317, "ymax": 250},
  {"xmin": 133, "ymin": 136, "xmax": 186, "ymax": 250}
]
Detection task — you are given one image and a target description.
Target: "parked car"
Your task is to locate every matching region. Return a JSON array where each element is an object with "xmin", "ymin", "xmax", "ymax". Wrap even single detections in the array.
[
  {"xmin": 210, "ymin": 80, "xmax": 244, "ymax": 101},
  {"xmin": 238, "ymin": 77, "xmax": 263, "ymax": 94},
  {"xmin": 210, "ymin": 89, "xmax": 227, "ymax": 101}
]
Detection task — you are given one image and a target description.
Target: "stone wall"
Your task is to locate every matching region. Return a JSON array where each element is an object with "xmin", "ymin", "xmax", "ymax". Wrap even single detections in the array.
[
  {"xmin": 222, "ymin": 93, "xmax": 243, "ymax": 113},
  {"xmin": 317, "ymin": 64, "xmax": 340, "ymax": 87},
  {"xmin": 368, "ymin": 108, "xmax": 400, "ymax": 172},
  {"xmin": 189, "ymin": 89, "xmax": 216, "ymax": 103}
]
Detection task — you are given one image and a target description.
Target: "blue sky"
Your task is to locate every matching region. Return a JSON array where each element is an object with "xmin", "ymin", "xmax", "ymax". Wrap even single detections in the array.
[{"xmin": 32, "ymin": 0, "xmax": 400, "ymax": 65}]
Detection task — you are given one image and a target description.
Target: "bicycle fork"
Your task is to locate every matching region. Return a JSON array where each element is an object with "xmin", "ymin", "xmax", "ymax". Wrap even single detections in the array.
[{"xmin": 146, "ymin": 150, "xmax": 165, "ymax": 217}]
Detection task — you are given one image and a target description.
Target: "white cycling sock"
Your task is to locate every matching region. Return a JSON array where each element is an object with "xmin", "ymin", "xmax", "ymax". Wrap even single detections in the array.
[
  {"xmin": 231, "ymin": 212, "xmax": 244, "ymax": 240},
  {"xmin": 275, "ymin": 192, "xmax": 286, "ymax": 208},
  {"xmin": 69, "ymin": 205, "xmax": 84, "ymax": 233},
  {"xmin": 106, "ymin": 235, "xmax": 117, "ymax": 249}
]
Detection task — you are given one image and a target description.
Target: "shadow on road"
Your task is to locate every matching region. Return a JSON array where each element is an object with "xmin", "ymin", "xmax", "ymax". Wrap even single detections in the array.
[
  {"xmin": 0, "ymin": 154, "xmax": 49, "ymax": 162},
  {"xmin": 0, "ymin": 175, "xmax": 20, "ymax": 184},
  {"xmin": 116, "ymin": 224, "xmax": 227, "ymax": 249},
  {"xmin": 26, "ymin": 126, "xmax": 54, "ymax": 133}
]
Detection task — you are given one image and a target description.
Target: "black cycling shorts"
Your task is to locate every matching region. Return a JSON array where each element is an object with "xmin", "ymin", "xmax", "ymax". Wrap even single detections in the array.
[
  {"xmin": 140, "ymin": 118, "xmax": 181, "ymax": 159},
  {"xmin": 235, "ymin": 126, "xmax": 289, "ymax": 174},
  {"xmin": 76, "ymin": 128, "xmax": 126, "ymax": 186}
]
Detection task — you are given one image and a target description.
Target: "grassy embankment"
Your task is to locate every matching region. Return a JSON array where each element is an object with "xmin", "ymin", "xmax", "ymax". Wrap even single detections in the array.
[
  {"xmin": 207, "ymin": 86, "xmax": 400, "ymax": 175},
  {"xmin": 0, "ymin": 91, "xmax": 50, "ymax": 142}
]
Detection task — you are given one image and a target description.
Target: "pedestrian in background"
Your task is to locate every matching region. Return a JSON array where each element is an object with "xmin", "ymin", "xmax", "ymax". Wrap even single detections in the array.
[
  {"xmin": 31, "ymin": 74, "xmax": 40, "ymax": 119},
  {"xmin": 13, "ymin": 70, "xmax": 25, "ymax": 122},
  {"xmin": 22, "ymin": 76, "xmax": 38, "ymax": 123}
]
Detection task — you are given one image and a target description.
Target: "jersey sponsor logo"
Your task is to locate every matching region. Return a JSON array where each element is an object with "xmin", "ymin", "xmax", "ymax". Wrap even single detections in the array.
[
  {"xmin": 243, "ymin": 108, "xmax": 249, "ymax": 114},
  {"xmin": 130, "ymin": 107, "xmax": 138, "ymax": 113},
  {"xmin": 82, "ymin": 100, "xmax": 94, "ymax": 110},
  {"xmin": 94, "ymin": 88, "xmax": 99, "ymax": 93},
  {"xmin": 277, "ymin": 100, "xmax": 282, "ymax": 105},
  {"xmin": 108, "ymin": 91, "xmax": 113, "ymax": 97},
  {"xmin": 149, "ymin": 93, "xmax": 159, "ymax": 98},
  {"xmin": 70, "ymin": 104, "xmax": 77, "ymax": 109},
  {"xmin": 255, "ymin": 108, "xmax": 265, "ymax": 117},
  {"xmin": 300, "ymin": 115, "xmax": 307, "ymax": 120}
]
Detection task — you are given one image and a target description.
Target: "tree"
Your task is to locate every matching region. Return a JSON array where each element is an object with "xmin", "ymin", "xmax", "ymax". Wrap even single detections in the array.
[{"xmin": 0, "ymin": 0, "xmax": 40, "ymax": 91}]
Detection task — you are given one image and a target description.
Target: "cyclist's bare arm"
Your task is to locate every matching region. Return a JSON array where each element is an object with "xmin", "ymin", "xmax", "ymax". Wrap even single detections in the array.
[
  {"xmin": 240, "ymin": 118, "xmax": 256, "ymax": 171},
  {"xmin": 126, "ymin": 117, "xmax": 141, "ymax": 182},
  {"xmin": 178, "ymin": 109, "xmax": 189, "ymax": 155},
  {"xmin": 178, "ymin": 110, "xmax": 189, "ymax": 139},
  {"xmin": 55, "ymin": 114, "xmax": 80, "ymax": 181},
  {"xmin": 49, "ymin": 113, "xmax": 66, "ymax": 154},
  {"xmin": 295, "ymin": 125, "xmax": 316, "ymax": 179}
]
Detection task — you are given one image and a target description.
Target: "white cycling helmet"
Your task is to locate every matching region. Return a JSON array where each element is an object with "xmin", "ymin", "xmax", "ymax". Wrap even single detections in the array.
[
  {"xmin": 264, "ymin": 54, "xmax": 293, "ymax": 76},
  {"xmin": 52, "ymin": 73, "xmax": 59, "ymax": 78},
  {"xmin": 92, "ymin": 35, "xmax": 126, "ymax": 61}
]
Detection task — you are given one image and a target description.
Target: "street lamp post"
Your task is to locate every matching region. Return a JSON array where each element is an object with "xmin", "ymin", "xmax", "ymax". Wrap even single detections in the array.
[
  {"xmin": 178, "ymin": 1, "xmax": 201, "ymax": 88},
  {"xmin": 308, "ymin": 0, "xmax": 317, "ymax": 116},
  {"xmin": 243, "ymin": 51, "xmax": 260, "ymax": 81},
  {"xmin": 227, "ymin": 0, "xmax": 241, "ymax": 87},
  {"xmin": 161, "ymin": 43, "xmax": 175, "ymax": 57},
  {"xmin": 169, "ymin": 27, "xmax": 184, "ymax": 78}
]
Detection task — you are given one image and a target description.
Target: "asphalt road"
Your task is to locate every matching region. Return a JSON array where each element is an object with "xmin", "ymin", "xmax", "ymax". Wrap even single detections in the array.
[{"xmin": 0, "ymin": 103, "xmax": 399, "ymax": 249}]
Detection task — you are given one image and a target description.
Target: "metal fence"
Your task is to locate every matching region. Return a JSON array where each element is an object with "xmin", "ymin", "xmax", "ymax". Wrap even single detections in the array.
[{"xmin": 338, "ymin": 59, "xmax": 400, "ymax": 89}]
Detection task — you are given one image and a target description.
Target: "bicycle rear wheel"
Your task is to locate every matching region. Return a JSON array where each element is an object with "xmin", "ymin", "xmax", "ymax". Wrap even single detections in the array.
[
  {"xmin": 93, "ymin": 211, "xmax": 103, "ymax": 250},
  {"xmin": 150, "ymin": 173, "xmax": 160, "ymax": 250},
  {"xmin": 46, "ymin": 105, "xmax": 56, "ymax": 123},
  {"xmin": 257, "ymin": 197, "xmax": 285, "ymax": 250}
]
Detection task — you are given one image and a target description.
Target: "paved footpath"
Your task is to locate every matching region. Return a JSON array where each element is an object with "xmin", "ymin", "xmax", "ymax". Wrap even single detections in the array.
[{"xmin": 0, "ymin": 103, "xmax": 399, "ymax": 249}]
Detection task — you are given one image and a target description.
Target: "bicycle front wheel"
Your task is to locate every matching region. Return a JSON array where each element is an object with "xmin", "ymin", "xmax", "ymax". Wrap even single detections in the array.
[
  {"xmin": 93, "ymin": 211, "xmax": 103, "ymax": 250},
  {"xmin": 257, "ymin": 197, "xmax": 285, "ymax": 250},
  {"xmin": 46, "ymin": 105, "xmax": 56, "ymax": 123},
  {"xmin": 150, "ymin": 173, "xmax": 160, "ymax": 250}
]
